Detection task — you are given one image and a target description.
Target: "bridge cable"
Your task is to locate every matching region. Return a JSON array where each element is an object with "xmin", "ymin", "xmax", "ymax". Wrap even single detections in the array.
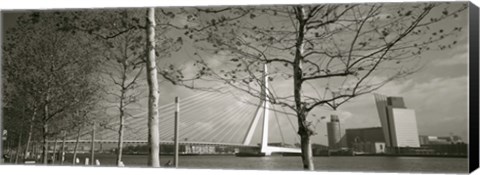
[
  {"xmin": 215, "ymin": 103, "xmax": 254, "ymax": 143},
  {"xmin": 269, "ymin": 82, "xmax": 300, "ymax": 144},
  {"xmin": 156, "ymin": 92, "xmax": 227, "ymax": 133},
  {"xmin": 271, "ymin": 105, "xmax": 286, "ymax": 144},
  {"xmin": 165, "ymin": 93, "xmax": 236, "ymax": 140},
  {"xmin": 114, "ymin": 92, "xmax": 228, "ymax": 141},
  {"xmin": 167, "ymin": 93, "xmax": 235, "ymax": 139},
  {"xmin": 226, "ymin": 104, "xmax": 258, "ymax": 144},
  {"xmin": 192, "ymin": 101, "xmax": 247, "ymax": 142},
  {"xmin": 125, "ymin": 90, "xmax": 216, "ymax": 118},
  {"xmin": 158, "ymin": 93, "xmax": 231, "ymax": 139},
  {"xmin": 268, "ymin": 82, "xmax": 287, "ymax": 144},
  {"xmin": 99, "ymin": 90, "xmax": 219, "ymax": 139},
  {"xmin": 201, "ymin": 104, "xmax": 247, "ymax": 143}
]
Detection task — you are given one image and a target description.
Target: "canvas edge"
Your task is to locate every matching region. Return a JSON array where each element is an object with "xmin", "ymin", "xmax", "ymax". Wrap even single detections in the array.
[
  {"xmin": 469, "ymin": 1, "xmax": 480, "ymax": 173},
  {"xmin": 0, "ymin": 1, "xmax": 477, "ymax": 174}
]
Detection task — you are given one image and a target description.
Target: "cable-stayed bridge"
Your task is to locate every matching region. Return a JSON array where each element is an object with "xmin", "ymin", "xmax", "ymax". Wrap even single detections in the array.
[
  {"xmin": 51, "ymin": 65, "xmax": 301, "ymax": 155},
  {"xmin": 55, "ymin": 88, "xmax": 301, "ymax": 155}
]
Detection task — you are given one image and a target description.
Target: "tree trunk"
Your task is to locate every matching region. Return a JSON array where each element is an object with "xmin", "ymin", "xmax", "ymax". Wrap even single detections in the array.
[
  {"xmin": 296, "ymin": 109, "xmax": 315, "ymax": 170},
  {"xmin": 24, "ymin": 107, "xmax": 36, "ymax": 160},
  {"xmin": 42, "ymin": 98, "xmax": 51, "ymax": 165},
  {"xmin": 61, "ymin": 131, "xmax": 66, "ymax": 165},
  {"xmin": 116, "ymin": 69, "xmax": 126, "ymax": 166},
  {"xmin": 72, "ymin": 127, "xmax": 81, "ymax": 165},
  {"xmin": 146, "ymin": 7, "xmax": 160, "ymax": 167},
  {"xmin": 31, "ymin": 141, "xmax": 36, "ymax": 160},
  {"xmin": 116, "ymin": 110, "xmax": 125, "ymax": 166},
  {"xmin": 14, "ymin": 133, "xmax": 23, "ymax": 164},
  {"xmin": 42, "ymin": 123, "xmax": 48, "ymax": 164},
  {"xmin": 90, "ymin": 122, "xmax": 95, "ymax": 166},
  {"xmin": 300, "ymin": 135, "xmax": 314, "ymax": 170},
  {"xmin": 7, "ymin": 140, "xmax": 13, "ymax": 163},
  {"xmin": 52, "ymin": 137, "xmax": 58, "ymax": 164},
  {"xmin": 292, "ymin": 6, "xmax": 314, "ymax": 170}
]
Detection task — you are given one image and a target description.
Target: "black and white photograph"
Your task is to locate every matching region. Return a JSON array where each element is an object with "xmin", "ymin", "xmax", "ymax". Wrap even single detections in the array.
[{"xmin": 0, "ymin": 1, "xmax": 478, "ymax": 174}]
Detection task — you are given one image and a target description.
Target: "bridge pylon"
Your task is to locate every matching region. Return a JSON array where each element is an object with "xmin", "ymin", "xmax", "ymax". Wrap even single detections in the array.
[{"xmin": 241, "ymin": 64, "xmax": 300, "ymax": 156}]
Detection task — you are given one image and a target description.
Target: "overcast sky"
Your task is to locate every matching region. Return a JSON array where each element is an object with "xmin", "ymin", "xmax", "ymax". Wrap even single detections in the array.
[{"xmin": 1, "ymin": 2, "xmax": 471, "ymax": 146}]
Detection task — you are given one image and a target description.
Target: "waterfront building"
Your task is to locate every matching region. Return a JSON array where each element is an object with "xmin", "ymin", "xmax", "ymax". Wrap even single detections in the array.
[
  {"xmin": 311, "ymin": 143, "xmax": 329, "ymax": 156},
  {"xmin": 327, "ymin": 115, "xmax": 341, "ymax": 149},
  {"xmin": 345, "ymin": 127, "xmax": 386, "ymax": 154},
  {"xmin": 417, "ymin": 134, "xmax": 466, "ymax": 155},
  {"xmin": 352, "ymin": 142, "xmax": 386, "ymax": 154},
  {"xmin": 374, "ymin": 94, "xmax": 420, "ymax": 151},
  {"xmin": 419, "ymin": 135, "xmax": 463, "ymax": 145}
]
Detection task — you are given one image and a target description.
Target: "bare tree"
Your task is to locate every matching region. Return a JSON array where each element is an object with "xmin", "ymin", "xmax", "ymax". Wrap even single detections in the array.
[
  {"xmin": 182, "ymin": 3, "xmax": 467, "ymax": 170},
  {"xmin": 68, "ymin": 109, "xmax": 93, "ymax": 165},
  {"xmin": 99, "ymin": 27, "xmax": 145, "ymax": 166}
]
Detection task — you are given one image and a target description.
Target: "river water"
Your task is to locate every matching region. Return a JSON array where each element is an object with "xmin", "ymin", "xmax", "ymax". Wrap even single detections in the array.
[{"xmin": 66, "ymin": 154, "xmax": 468, "ymax": 174}]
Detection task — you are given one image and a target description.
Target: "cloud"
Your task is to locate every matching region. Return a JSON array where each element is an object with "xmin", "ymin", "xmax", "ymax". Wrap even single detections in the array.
[
  {"xmin": 426, "ymin": 24, "xmax": 468, "ymax": 68},
  {"xmin": 401, "ymin": 76, "xmax": 468, "ymax": 138},
  {"xmin": 434, "ymin": 50, "xmax": 468, "ymax": 67},
  {"xmin": 411, "ymin": 76, "xmax": 466, "ymax": 103}
]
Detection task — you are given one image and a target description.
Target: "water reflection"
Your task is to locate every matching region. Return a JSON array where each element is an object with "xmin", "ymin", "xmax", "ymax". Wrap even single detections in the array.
[{"xmin": 57, "ymin": 154, "xmax": 467, "ymax": 173}]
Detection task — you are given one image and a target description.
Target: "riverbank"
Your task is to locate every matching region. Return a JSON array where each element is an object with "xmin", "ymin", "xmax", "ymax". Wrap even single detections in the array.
[
  {"xmin": 3, "ymin": 154, "xmax": 468, "ymax": 173},
  {"xmin": 356, "ymin": 153, "xmax": 467, "ymax": 158}
]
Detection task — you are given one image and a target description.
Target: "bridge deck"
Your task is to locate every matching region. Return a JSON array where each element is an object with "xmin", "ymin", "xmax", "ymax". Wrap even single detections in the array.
[{"xmin": 46, "ymin": 139, "xmax": 259, "ymax": 147}]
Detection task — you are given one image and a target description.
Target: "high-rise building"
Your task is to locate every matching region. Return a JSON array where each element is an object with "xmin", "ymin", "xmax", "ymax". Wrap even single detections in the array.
[
  {"xmin": 327, "ymin": 115, "xmax": 341, "ymax": 149},
  {"xmin": 374, "ymin": 94, "xmax": 420, "ymax": 149}
]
